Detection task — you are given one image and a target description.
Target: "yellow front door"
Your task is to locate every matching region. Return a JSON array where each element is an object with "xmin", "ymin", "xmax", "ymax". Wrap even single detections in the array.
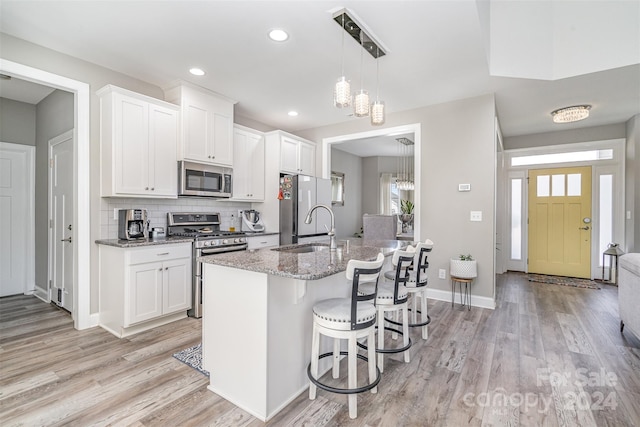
[{"xmin": 528, "ymin": 166, "xmax": 592, "ymax": 278}]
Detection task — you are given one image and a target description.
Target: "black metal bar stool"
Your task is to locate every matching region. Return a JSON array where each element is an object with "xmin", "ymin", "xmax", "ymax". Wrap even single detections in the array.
[{"xmin": 307, "ymin": 253, "xmax": 385, "ymax": 419}]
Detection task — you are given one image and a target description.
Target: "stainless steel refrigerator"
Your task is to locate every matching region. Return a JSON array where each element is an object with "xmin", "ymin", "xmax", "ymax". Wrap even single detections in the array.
[{"xmin": 279, "ymin": 174, "xmax": 332, "ymax": 245}]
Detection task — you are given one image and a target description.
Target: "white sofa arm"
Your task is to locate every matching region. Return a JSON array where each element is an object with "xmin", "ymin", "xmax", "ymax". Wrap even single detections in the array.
[{"xmin": 619, "ymin": 253, "xmax": 640, "ymax": 340}]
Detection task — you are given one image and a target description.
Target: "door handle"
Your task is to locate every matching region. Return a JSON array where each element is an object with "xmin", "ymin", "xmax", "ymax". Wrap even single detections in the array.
[
  {"xmin": 579, "ymin": 226, "xmax": 590, "ymax": 230},
  {"xmin": 60, "ymin": 237, "xmax": 72, "ymax": 243}
]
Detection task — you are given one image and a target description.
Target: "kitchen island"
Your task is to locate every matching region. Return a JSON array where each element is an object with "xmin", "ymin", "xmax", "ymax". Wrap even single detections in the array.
[{"xmin": 199, "ymin": 239, "xmax": 408, "ymax": 421}]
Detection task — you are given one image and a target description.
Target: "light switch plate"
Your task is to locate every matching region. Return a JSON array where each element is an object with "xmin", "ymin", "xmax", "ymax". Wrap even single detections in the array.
[
  {"xmin": 438, "ymin": 269, "xmax": 446, "ymax": 279},
  {"xmin": 458, "ymin": 183, "xmax": 471, "ymax": 192},
  {"xmin": 470, "ymin": 211, "xmax": 482, "ymax": 221},
  {"xmin": 113, "ymin": 208, "xmax": 118, "ymax": 221}
]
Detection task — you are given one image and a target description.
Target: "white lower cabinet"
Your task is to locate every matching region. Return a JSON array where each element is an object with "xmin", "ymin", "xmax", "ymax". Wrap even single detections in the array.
[
  {"xmin": 99, "ymin": 243, "xmax": 192, "ymax": 338},
  {"xmin": 246, "ymin": 234, "xmax": 280, "ymax": 250}
]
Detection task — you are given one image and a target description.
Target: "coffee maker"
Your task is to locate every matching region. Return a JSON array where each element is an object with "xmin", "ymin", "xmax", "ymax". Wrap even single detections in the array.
[
  {"xmin": 118, "ymin": 209, "xmax": 149, "ymax": 240},
  {"xmin": 241, "ymin": 209, "xmax": 265, "ymax": 232}
]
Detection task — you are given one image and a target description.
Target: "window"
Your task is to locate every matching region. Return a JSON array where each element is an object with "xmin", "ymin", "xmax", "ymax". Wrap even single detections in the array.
[
  {"xmin": 511, "ymin": 149, "xmax": 613, "ymax": 167},
  {"xmin": 599, "ymin": 174, "xmax": 613, "ymax": 267},
  {"xmin": 511, "ymin": 178, "xmax": 522, "ymax": 260}
]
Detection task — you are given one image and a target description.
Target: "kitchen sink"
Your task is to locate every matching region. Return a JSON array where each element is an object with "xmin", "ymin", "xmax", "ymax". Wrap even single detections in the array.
[{"xmin": 272, "ymin": 244, "xmax": 330, "ymax": 254}]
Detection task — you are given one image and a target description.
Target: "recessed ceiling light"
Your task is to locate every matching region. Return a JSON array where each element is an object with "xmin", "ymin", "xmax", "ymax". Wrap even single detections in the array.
[
  {"xmin": 189, "ymin": 68, "xmax": 205, "ymax": 76},
  {"xmin": 288, "ymin": 111, "xmax": 299, "ymax": 117},
  {"xmin": 268, "ymin": 29, "xmax": 289, "ymax": 42}
]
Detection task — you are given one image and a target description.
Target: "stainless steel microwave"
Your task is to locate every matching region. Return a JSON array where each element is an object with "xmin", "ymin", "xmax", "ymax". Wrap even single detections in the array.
[{"xmin": 178, "ymin": 161, "xmax": 232, "ymax": 198}]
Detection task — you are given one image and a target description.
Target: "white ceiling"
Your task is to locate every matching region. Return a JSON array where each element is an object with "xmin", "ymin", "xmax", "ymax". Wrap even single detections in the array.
[{"xmin": 1, "ymin": 0, "xmax": 638, "ymax": 156}]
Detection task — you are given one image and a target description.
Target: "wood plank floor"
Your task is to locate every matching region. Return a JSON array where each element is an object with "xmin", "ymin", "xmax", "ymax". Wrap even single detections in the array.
[{"xmin": 1, "ymin": 272, "xmax": 639, "ymax": 426}]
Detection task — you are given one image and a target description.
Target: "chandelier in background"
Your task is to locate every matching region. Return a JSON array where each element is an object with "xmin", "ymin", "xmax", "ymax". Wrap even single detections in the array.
[
  {"xmin": 396, "ymin": 137, "xmax": 414, "ymax": 191},
  {"xmin": 332, "ymin": 8, "xmax": 386, "ymax": 125}
]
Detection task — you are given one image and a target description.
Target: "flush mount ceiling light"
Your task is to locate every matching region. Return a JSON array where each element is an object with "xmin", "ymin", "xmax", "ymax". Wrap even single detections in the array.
[
  {"xmin": 551, "ymin": 105, "xmax": 591, "ymax": 123},
  {"xmin": 189, "ymin": 68, "xmax": 205, "ymax": 76},
  {"xmin": 288, "ymin": 111, "xmax": 298, "ymax": 117},
  {"xmin": 268, "ymin": 29, "xmax": 289, "ymax": 42}
]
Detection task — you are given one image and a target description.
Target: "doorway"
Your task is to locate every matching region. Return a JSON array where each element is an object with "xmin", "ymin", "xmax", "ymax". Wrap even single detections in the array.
[
  {"xmin": 528, "ymin": 166, "xmax": 592, "ymax": 278},
  {"xmin": 49, "ymin": 130, "xmax": 74, "ymax": 311},
  {"xmin": 0, "ymin": 142, "xmax": 35, "ymax": 297},
  {"xmin": 322, "ymin": 123, "xmax": 422, "ymax": 239},
  {"xmin": 0, "ymin": 58, "xmax": 91, "ymax": 329}
]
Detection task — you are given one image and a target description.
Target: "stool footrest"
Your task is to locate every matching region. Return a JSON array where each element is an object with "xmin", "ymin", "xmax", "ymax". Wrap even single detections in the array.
[
  {"xmin": 307, "ymin": 351, "xmax": 381, "ymax": 395},
  {"xmin": 356, "ymin": 327, "xmax": 412, "ymax": 354},
  {"xmin": 386, "ymin": 311, "xmax": 431, "ymax": 328}
]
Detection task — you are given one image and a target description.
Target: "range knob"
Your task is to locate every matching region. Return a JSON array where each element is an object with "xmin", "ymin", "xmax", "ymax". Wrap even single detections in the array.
[
  {"xmin": 222, "ymin": 239, "xmax": 229, "ymax": 244},
  {"xmin": 234, "ymin": 238, "xmax": 241, "ymax": 243},
  {"xmin": 204, "ymin": 241, "xmax": 211, "ymax": 247},
  {"xmin": 211, "ymin": 240, "xmax": 218, "ymax": 246}
]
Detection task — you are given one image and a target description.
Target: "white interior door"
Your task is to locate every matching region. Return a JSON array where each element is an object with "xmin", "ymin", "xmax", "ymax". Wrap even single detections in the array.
[
  {"xmin": 0, "ymin": 142, "xmax": 34, "ymax": 297},
  {"xmin": 50, "ymin": 131, "xmax": 74, "ymax": 312}
]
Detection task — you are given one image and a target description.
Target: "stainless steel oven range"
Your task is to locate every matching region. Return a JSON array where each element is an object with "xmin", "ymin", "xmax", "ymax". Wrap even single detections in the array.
[{"xmin": 167, "ymin": 212, "xmax": 247, "ymax": 318}]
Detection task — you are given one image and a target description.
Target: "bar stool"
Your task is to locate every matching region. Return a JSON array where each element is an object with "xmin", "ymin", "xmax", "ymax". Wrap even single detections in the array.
[
  {"xmin": 404, "ymin": 241, "xmax": 433, "ymax": 339},
  {"xmin": 308, "ymin": 253, "xmax": 385, "ymax": 419},
  {"xmin": 359, "ymin": 250, "xmax": 414, "ymax": 373},
  {"xmin": 384, "ymin": 240, "xmax": 433, "ymax": 340}
]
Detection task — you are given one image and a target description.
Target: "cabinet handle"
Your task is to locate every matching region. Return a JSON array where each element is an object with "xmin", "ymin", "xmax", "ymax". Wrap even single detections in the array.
[
  {"xmin": 165, "ymin": 267, "xmax": 169, "ymax": 270},
  {"xmin": 158, "ymin": 268, "xmax": 163, "ymax": 271},
  {"xmin": 157, "ymin": 252, "xmax": 169, "ymax": 256},
  {"xmin": 151, "ymin": 187, "xmax": 154, "ymax": 191},
  {"xmin": 145, "ymin": 187, "xmax": 149, "ymax": 190}
]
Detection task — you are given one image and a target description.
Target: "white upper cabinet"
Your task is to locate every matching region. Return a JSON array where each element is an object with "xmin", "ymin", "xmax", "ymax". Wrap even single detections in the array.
[
  {"xmin": 232, "ymin": 126, "xmax": 265, "ymax": 201},
  {"xmin": 165, "ymin": 83, "xmax": 235, "ymax": 167},
  {"xmin": 98, "ymin": 85, "xmax": 179, "ymax": 198},
  {"xmin": 280, "ymin": 135, "xmax": 316, "ymax": 176}
]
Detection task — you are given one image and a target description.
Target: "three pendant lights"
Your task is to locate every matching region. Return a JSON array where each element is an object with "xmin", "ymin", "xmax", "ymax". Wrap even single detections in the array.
[{"xmin": 332, "ymin": 9, "xmax": 386, "ymax": 126}]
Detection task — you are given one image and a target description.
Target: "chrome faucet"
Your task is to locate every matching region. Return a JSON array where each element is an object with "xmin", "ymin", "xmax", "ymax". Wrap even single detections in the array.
[{"xmin": 304, "ymin": 204, "xmax": 337, "ymax": 250}]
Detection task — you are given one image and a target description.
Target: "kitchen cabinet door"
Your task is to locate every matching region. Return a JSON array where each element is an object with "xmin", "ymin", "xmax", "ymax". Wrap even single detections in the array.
[
  {"xmin": 298, "ymin": 141, "xmax": 316, "ymax": 176},
  {"xmin": 232, "ymin": 127, "xmax": 265, "ymax": 201},
  {"xmin": 246, "ymin": 234, "xmax": 279, "ymax": 250},
  {"xmin": 126, "ymin": 262, "xmax": 163, "ymax": 326},
  {"xmin": 162, "ymin": 257, "xmax": 192, "ymax": 314},
  {"xmin": 280, "ymin": 136, "xmax": 299, "ymax": 174},
  {"xmin": 149, "ymin": 104, "xmax": 179, "ymax": 197},
  {"xmin": 114, "ymin": 93, "xmax": 150, "ymax": 195}
]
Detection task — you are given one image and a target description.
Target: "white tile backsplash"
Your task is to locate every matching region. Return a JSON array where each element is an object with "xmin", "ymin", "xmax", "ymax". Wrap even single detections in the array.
[{"xmin": 101, "ymin": 197, "xmax": 251, "ymax": 239}]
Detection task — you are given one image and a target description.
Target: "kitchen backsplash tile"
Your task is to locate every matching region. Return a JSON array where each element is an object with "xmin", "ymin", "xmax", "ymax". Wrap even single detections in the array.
[{"xmin": 101, "ymin": 198, "xmax": 251, "ymax": 239}]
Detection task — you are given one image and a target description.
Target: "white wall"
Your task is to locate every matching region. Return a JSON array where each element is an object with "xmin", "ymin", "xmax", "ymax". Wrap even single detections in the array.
[
  {"xmin": 504, "ymin": 123, "xmax": 626, "ymax": 149},
  {"xmin": 1, "ymin": 33, "xmax": 174, "ymax": 314},
  {"xmin": 330, "ymin": 148, "xmax": 362, "ymax": 238},
  {"xmin": 0, "ymin": 97, "xmax": 36, "ymax": 145},
  {"xmin": 298, "ymin": 94, "xmax": 497, "ymax": 301}
]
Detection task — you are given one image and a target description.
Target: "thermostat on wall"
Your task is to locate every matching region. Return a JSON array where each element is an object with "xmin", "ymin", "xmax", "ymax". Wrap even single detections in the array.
[{"xmin": 458, "ymin": 184, "xmax": 471, "ymax": 192}]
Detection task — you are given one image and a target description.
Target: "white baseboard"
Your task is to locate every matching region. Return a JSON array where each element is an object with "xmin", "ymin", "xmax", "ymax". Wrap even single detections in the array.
[{"xmin": 426, "ymin": 287, "xmax": 496, "ymax": 310}]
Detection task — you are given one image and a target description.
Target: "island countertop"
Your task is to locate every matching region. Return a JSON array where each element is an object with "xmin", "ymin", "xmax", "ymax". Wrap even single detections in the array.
[{"xmin": 199, "ymin": 239, "xmax": 410, "ymax": 280}]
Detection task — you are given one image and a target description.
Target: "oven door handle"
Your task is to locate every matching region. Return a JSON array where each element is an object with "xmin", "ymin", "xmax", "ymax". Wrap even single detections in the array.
[{"xmin": 199, "ymin": 245, "xmax": 247, "ymax": 255}]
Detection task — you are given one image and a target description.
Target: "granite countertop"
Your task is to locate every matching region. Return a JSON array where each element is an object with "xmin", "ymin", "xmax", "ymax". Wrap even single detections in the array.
[
  {"xmin": 95, "ymin": 236, "xmax": 195, "ymax": 248},
  {"xmin": 199, "ymin": 239, "xmax": 412, "ymax": 280}
]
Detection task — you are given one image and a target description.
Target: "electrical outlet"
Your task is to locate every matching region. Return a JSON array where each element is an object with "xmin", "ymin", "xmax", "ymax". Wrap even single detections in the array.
[
  {"xmin": 438, "ymin": 269, "xmax": 446, "ymax": 279},
  {"xmin": 238, "ymin": 209, "xmax": 243, "ymax": 217},
  {"xmin": 113, "ymin": 208, "xmax": 118, "ymax": 221}
]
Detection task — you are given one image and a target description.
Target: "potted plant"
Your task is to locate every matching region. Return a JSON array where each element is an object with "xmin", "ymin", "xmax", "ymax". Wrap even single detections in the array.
[
  {"xmin": 450, "ymin": 254, "xmax": 478, "ymax": 279},
  {"xmin": 399, "ymin": 200, "xmax": 414, "ymax": 233}
]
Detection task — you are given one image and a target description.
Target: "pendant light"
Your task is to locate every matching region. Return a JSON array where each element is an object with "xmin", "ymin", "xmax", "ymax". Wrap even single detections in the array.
[
  {"xmin": 370, "ymin": 46, "xmax": 385, "ymax": 125},
  {"xmin": 353, "ymin": 30, "xmax": 370, "ymax": 117},
  {"xmin": 333, "ymin": 13, "xmax": 351, "ymax": 108}
]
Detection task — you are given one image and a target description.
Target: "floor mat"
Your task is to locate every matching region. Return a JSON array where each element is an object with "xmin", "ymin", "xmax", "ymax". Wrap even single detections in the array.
[
  {"xmin": 172, "ymin": 343, "xmax": 210, "ymax": 377},
  {"xmin": 527, "ymin": 274, "xmax": 600, "ymax": 289}
]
